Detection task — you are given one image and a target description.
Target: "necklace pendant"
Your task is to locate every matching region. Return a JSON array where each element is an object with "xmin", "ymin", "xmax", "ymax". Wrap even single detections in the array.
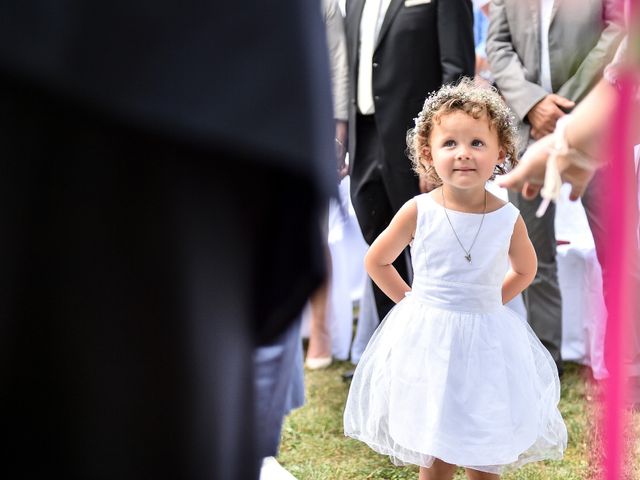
[{"xmin": 465, "ymin": 253, "xmax": 472, "ymax": 263}]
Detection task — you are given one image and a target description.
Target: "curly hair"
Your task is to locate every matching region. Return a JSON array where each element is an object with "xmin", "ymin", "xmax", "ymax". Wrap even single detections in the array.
[{"xmin": 406, "ymin": 78, "xmax": 519, "ymax": 188}]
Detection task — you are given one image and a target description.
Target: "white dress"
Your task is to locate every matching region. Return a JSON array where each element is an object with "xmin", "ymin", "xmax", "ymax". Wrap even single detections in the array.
[{"xmin": 343, "ymin": 193, "xmax": 567, "ymax": 474}]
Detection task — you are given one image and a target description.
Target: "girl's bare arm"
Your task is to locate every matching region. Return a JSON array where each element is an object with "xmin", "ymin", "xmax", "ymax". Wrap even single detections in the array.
[
  {"xmin": 503, "ymin": 215, "xmax": 537, "ymax": 304},
  {"xmin": 364, "ymin": 199, "xmax": 417, "ymax": 304}
]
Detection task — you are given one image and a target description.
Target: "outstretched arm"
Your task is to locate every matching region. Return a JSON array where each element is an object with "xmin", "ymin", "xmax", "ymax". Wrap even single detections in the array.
[
  {"xmin": 364, "ymin": 200, "xmax": 417, "ymax": 304},
  {"xmin": 502, "ymin": 215, "xmax": 537, "ymax": 304},
  {"xmin": 497, "ymin": 78, "xmax": 616, "ymax": 200}
]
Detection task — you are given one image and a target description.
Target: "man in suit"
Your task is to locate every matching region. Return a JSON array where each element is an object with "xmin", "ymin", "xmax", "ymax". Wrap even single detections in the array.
[
  {"xmin": 346, "ymin": 0, "xmax": 475, "ymax": 321},
  {"xmin": 487, "ymin": 0, "xmax": 625, "ymax": 375},
  {"xmin": 0, "ymin": 2, "xmax": 334, "ymax": 479}
]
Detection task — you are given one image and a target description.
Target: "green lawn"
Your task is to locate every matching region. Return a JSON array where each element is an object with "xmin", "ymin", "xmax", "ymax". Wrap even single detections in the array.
[{"xmin": 278, "ymin": 361, "xmax": 639, "ymax": 479}]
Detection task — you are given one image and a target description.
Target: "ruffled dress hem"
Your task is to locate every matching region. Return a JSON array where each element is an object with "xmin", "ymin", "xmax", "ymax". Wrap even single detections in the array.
[{"xmin": 344, "ymin": 431, "xmax": 564, "ymax": 474}]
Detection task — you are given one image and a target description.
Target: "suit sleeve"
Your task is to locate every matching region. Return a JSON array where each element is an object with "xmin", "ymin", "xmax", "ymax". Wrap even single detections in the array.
[
  {"xmin": 437, "ymin": 0, "xmax": 475, "ymax": 84},
  {"xmin": 486, "ymin": 0, "xmax": 548, "ymax": 122},
  {"xmin": 555, "ymin": 0, "xmax": 625, "ymax": 103},
  {"xmin": 324, "ymin": 0, "xmax": 349, "ymax": 121}
]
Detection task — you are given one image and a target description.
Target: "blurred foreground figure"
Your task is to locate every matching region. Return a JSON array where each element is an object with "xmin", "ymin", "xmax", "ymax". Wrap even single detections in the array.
[{"xmin": 0, "ymin": 2, "xmax": 334, "ymax": 479}]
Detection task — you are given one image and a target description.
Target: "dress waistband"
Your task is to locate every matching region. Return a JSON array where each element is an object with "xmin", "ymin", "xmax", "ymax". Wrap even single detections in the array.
[{"xmin": 408, "ymin": 278, "xmax": 502, "ymax": 314}]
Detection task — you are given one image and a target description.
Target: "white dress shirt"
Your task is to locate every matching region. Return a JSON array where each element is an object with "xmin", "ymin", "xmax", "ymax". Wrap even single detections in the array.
[
  {"xmin": 539, "ymin": 0, "xmax": 555, "ymax": 93},
  {"xmin": 357, "ymin": 0, "xmax": 392, "ymax": 114}
]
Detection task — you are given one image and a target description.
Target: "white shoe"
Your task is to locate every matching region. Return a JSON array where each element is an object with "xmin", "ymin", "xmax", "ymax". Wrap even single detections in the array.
[
  {"xmin": 260, "ymin": 456, "xmax": 297, "ymax": 480},
  {"xmin": 305, "ymin": 356, "xmax": 332, "ymax": 370}
]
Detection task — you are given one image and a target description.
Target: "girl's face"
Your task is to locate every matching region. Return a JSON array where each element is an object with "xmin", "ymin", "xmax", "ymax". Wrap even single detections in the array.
[{"xmin": 421, "ymin": 111, "xmax": 505, "ymax": 191}]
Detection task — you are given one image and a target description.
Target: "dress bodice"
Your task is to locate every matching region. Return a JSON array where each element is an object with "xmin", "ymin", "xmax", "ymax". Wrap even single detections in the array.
[{"xmin": 409, "ymin": 192, "xmax": 520, "ymax": 313}]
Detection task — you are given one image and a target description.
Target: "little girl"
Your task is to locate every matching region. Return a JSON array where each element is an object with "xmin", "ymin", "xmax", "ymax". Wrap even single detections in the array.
[{"xmin": 343, "ymin": 79, "xmax": 567, "ymax": 480}]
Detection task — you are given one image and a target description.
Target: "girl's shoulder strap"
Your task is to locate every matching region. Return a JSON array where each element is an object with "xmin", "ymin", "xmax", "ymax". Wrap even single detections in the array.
[
  {"xmin": 414, "ymin": 192, "xmax": 432, "ymax": 209},
  {"xmin": 414, "ymin": 192, "xmax": 437, "ymax": 218},
  {"xmin": 503, "ymin": 200, "xmax": 519, "ymax": 216},
  {"xmin": 501, "ymin": 201, "xmax": 521, "ymax": 232},
  {"xmin": 484, "ymin": 189, "xmax": 519, "ymax": 228},
  {"xmin": 412, "ymin": 193, "xmax": 436, "ymax": 240}
]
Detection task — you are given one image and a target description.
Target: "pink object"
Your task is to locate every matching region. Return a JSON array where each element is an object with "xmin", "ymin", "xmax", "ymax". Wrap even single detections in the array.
[{"xmin": 600, "ymin": 64, "xmax": 638, "ymax": 480}]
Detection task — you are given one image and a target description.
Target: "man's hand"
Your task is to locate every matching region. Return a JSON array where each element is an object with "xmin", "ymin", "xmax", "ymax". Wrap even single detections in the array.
[
  {"xmin": 527, "ymin": 94, "xmax": 575, "ymax": 139},
  {"xmin": 335, "ymin": 120, "xmax": 348, "ymax": 180}
]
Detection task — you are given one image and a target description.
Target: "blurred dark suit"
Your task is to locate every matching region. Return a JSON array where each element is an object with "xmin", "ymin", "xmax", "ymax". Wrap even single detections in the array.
[{"xmin": 0, "ymin": 2, "xmax": 334, "ymax": 479}]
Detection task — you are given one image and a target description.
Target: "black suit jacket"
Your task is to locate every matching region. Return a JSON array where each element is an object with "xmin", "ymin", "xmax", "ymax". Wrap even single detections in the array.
[{"xmin": 345, "ymin": 0, "xmax": 475, "ymax": 175}]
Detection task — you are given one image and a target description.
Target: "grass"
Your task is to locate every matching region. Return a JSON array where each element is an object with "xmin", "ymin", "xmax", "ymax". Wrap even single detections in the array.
[{"xmin": 278, "ymin": 361, "xmax": 639, "ymax": 479}]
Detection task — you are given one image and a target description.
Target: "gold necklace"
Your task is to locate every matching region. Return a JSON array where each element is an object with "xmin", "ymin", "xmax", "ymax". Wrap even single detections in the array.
[{"xmin": 441, "ymin": 189, "xmax": 487, "ymax": 263}]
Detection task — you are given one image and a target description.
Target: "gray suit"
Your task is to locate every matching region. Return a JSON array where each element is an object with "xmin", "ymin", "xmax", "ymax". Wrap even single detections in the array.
[
  {"xmin": 487, "ymin": 0, "xmax": 625, "ymax": 154},
  {"xmin": 487, "ymin": 0, "xmax": 624, "ymax": 368}
]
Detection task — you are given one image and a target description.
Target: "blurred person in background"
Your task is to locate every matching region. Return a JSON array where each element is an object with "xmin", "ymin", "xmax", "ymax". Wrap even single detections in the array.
[
  {"xmin": 498, "ymin": 13, "xmax": 640, "ymax": 407},
  {"xmin": 305, "ymin": 0, "xmax": 350, "ymax": 371},
  {"xmin": 487, "ymin": 0, "xmax": 625, "ymax": 377},
  {"xmin": 345, "ymin": 0, "xmax": 475, "ymax": 323},
  {"xmin": 255, "ymin": 0, "xmax": 349, "ymax": 477}
]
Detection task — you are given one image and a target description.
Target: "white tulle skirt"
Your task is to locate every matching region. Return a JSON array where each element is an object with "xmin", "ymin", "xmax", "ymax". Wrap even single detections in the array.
[{"xmin": 343, "ymin": 296, "xmax": 567, "ymax": 474}]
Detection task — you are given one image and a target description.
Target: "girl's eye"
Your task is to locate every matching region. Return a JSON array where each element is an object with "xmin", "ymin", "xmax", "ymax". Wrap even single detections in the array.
[
  {"xmin": 443, "ymin": 140, "xmax": 456, "ymax": 147},
  {"xmin": 472, "ymin": 139, "xmax": 485, "ymax": 147}
]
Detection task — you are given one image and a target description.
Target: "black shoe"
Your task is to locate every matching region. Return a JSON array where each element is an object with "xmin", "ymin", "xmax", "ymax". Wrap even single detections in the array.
[{"xmin": 342, "ymin": 369, "xmax": 354, "ymax": 382}]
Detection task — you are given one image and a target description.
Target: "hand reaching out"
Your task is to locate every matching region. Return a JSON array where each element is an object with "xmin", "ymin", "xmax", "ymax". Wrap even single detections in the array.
[{"xmin": 497, "ymin": 133, "xmax": 598, "ymax": 201}]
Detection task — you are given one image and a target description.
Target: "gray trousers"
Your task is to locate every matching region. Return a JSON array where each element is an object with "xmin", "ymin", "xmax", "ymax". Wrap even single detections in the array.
[
  {"xmin": 508, "ymin": 192, "xmax": 563, "ymax": 366},
  {"xmin": 512, "ymin": 168, "xmax": 640, "ymax": 388}
]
